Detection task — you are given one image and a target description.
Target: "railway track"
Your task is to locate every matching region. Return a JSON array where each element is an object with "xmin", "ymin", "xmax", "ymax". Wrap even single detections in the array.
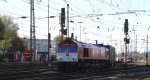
[
  {"xmin": 70, "ymin": 66, "xmax": 150, "ymax": 80},
  {"xmin": 0, "ymin": 63, "xmax": 58, "ymax": 80},
  {"xmin": 0, "ymin": 62, "xmax": 150, "ymax": 80},
  {"xmin": 28, "ymin": 65, "xmax": 150, "ymax": 80}
]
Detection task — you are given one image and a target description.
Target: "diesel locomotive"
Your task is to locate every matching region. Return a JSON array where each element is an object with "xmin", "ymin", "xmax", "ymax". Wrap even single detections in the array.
[{"xmin": 56, "ymin": 38, "xmax": 116, "ymax": 72}]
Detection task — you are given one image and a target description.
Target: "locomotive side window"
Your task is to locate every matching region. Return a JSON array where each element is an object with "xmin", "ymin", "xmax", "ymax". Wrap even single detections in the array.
[{"xmin": 83, "ymin": 48, "xmax": 89, "ymax": 57}]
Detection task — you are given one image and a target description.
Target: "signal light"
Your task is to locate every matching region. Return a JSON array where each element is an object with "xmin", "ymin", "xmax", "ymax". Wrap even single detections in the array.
[
  {"xmin": 61, "ymin": 8, "xmax": 65, "ymax": 27},
  {"xmin": 63, "ymin": 29, "xmax": 67, "ymax": 35},
  {"xmin": 124, "ymin": 38, "xmax": 130, "ymax": 44},
  {"xmin": 61, "ymin": 29, "xmax": 67, "ymax": 35},
  {"xmin": 48, "ymin": 33, "xmax": 51, "ymax": 48},
  {"xmin": 124, "ymin": 19, "xmax": 128, "ymax": 34}
]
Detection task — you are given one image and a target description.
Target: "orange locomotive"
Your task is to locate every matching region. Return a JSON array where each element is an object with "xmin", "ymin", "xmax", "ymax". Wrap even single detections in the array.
[{"xmin": 56, "ymin": 38, "xmax": 116, "ymax": 72}]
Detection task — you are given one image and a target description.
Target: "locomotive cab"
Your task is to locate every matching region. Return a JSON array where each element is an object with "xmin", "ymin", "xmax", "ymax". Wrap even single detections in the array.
[
  {"xmin": 56, "ymin": 38, "xmax": 80, "ymax": 72},
  {"xmin": 57, "ymin": 38, "xmax": 78, "ymax": 62}
]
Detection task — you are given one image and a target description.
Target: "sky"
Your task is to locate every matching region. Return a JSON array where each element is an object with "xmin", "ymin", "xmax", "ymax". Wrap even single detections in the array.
[{"xmin": 0, "ymin": 0, "xmax": 150, "ymax": 53}]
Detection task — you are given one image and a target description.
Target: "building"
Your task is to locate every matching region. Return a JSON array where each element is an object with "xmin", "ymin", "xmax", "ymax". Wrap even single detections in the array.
[{"xmin": 26, "ymin": 39, "xmax": 57, "ymax": 62}]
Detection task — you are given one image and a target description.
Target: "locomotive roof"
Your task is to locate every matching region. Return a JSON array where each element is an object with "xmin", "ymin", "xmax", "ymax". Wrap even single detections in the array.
[
  {"xmin": 60, "ymin": 39, "xmax": 104, "ymax": 49},
  {"xmin": 58, "ymin": 38, "xmax": 110, "ymax": 51}
]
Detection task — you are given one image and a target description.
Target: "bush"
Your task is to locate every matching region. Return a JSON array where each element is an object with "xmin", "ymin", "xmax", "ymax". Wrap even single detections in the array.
[{"xmin": 0, "ymin": 50, "xmax": 4, "ymax": 61}]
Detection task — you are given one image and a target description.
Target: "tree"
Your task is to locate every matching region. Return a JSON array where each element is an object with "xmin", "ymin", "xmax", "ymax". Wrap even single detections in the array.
[
  {"xmin": 0, "ymin": 15, "xmax": 18, "ymax": 51},
  {"xmin": 10, "ymin": 36, "xmax": 27, "ymax": 52},
  {"xmin": 53, "ymin": 35, "xmax": 77, "ymax": 43},
  {"xmin": 53, "ymin": 35, "xmax": 62, "ymax": 43}
]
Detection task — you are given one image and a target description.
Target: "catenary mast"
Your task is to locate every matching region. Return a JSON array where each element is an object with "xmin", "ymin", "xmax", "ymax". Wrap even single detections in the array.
[{"xmin": 30, "ymin": 0, "xmax": 36, "ymax": 63}]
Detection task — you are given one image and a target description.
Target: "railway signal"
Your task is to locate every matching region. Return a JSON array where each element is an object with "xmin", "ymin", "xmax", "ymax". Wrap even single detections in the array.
[
  {"xmin": 124, "ymin": 19, "xmax": 128, "ymax": 35},
  {"xmin": 124, "ymin": 38, "xmax": 130, "ymax": 44},
  {"xmin": 61, "ymin": 8, "xmax": 65, "ymax": 27},
  {"xmin": 124, "ymin": 19, "xmax": 129, "ymax": 66},
  {"xmin": 63, "ymin": 29, "xmax": 67, "ymax": 35},
  {"xmin": 60, "ymin": 8, "xmax": 66, "ymax": 40},
  {"xmin": 124, "ymin": 19, "xmax": 130, "ymax": 44}
]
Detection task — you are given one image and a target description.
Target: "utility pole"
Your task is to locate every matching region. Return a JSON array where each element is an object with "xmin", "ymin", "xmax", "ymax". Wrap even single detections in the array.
[
  {"xmin": 146, "ymin": 35, "xmax": 148, "ymax": 66},
  {"xmin": 84, "ymin": 32, "xmax": 87, "ymax": 43},
  {"xmin": 47, "ymin": 0, "xmax": 51, "ymax": 66},
  {"xmin": 130, "ymin": 40, "xmax": 133, "ymax": 62},
  {"xmin": 134, "ymin": 30, "xmax": 136, "ymax": 54},
  {"xmin": 135, "ymin": 35, "xmax": 138, "ymax": 62},
  {"xmin": 136, "ymin": 35, "xmax": 137, "ymax": 54},
  {"xmin": 147, "ymin": 35, "xmax": 148, "ymax": 56},
  {"xmin": 78, "ymin": 22, "xmax": 83, "ymax": 41},
  {"xmin": 30, "ymin": 0, "xmax": 36, "ymax": 63},
  {"xmin": 125, "ymin": 34, "xmax": 127, "ymax": 64},
  {"xmin": 67, "ymin": 4, "xmax": 69, "ymax": 38},
  {"xmin": 133, "ymin": 29, "xmax": 137, "ymax": 62}
]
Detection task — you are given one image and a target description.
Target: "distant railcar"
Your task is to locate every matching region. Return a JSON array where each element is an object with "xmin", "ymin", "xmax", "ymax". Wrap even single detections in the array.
[{"xmin": 56, "ymin": 38, "xmax": 116, "ymax": 72}]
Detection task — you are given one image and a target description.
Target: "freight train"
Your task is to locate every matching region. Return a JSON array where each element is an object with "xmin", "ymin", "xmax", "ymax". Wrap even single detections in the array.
[{"xmin": 56, "ymin": 38, "xmax": 116, "ymax": 72}]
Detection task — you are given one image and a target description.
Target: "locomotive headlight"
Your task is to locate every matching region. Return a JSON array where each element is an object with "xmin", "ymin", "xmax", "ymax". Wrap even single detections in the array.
[
  {"xmin": 56, "ymin": 56, "xmax": 60, "ymax": 60},
  {"xmin": 72, "ymin": 57, "xmax": 76, "ymax": 61},
  {"xmin": 57, "ymin": 56, "xmax": 62, "ymax": 61},
  {"xmin": 72, "ymin": 58, "xmax": 75, "ymax": 61}
]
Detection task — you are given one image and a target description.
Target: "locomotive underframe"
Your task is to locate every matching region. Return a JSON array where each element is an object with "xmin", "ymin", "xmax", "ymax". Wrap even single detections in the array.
[{"xmin": 57, "ymin": 59, "xmax": 114, "ymax": 72}]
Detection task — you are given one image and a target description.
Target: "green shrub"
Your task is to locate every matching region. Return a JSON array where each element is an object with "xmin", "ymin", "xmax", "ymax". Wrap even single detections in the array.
[{"xmin": 0, "ymin": 50, "xmax": 4, "ymax": 61}]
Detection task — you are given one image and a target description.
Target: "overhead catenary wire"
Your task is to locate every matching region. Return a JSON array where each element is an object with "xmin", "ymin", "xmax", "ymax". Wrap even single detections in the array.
[{"xmin": 0, "ymin": 0, "xmax": 150, "ymax": 52}]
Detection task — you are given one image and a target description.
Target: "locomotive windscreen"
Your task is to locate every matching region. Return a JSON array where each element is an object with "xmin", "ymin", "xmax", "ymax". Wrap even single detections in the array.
[
  {"xmin": 58, "ymin": 45, "xmax": 77, "ymax": 53},
  {"xmin": 58, "ymin": 39, "xmax": 78, "ymax": 53}
]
